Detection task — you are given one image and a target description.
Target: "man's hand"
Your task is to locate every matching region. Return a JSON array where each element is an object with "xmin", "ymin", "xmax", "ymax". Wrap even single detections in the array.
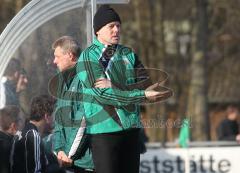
[
  {"xmin": 16, "ymin": 74, "xmax": 28, "ymax": 93},
  {"xmin": 57, "ymin": 151, "xmax": 73, "ymax": 167},
  {"xmin": 144, "ymin": 82, "xmax": 173, "ymax": 102},
  {"xmin": 94, "ymin": 78, "xmax": 112, "ymax": 88}
]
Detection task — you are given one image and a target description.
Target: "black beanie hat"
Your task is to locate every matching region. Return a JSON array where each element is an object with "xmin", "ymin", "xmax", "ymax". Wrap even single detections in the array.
[{"xmin": 93, "ymin": 5, "xmax": 121, "ymax": 34}]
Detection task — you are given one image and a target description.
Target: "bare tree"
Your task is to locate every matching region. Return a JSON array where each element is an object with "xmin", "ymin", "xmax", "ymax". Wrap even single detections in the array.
[{"xmin": 187, "ymin": 0, "xmax": 209, "ymax": 140}]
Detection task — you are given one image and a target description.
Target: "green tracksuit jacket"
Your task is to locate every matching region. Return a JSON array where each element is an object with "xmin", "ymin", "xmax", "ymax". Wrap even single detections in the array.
[
  {"xmin": 51, "ymin": 67, "xmax": 94, "ymax": 169},
  {"xmin": 77, "ymin": 38, "xmax": 147, "ymax": 134}
]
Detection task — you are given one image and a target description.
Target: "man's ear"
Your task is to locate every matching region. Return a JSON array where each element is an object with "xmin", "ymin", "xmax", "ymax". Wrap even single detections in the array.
[
  {"xmin": 44, "ymin": 113, "xmax": 53, "ymax": 124},
  {"xmin": 68, "ymin": 52, "xmax": 75, "ymax": 61},
  {"xmin": 70, "ymin": 53, "xmax": 77, "ymax": 62},
  {"xmin": 44, "ymin": 113, "xmax": 49, "ymax": 122}
]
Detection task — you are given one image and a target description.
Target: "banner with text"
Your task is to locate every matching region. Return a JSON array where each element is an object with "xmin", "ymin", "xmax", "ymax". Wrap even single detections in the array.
[{"xmin": 140, "ymin": 147, "xmax": 240, "ymax": 173}]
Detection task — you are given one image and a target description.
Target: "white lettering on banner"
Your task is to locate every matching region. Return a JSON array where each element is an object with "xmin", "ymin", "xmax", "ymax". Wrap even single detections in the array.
[{"xmin": 140, "ymin": 147, "xmax": 240, "ymax": 173}]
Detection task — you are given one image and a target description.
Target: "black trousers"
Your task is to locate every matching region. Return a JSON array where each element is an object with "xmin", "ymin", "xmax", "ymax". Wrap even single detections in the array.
[{"xmin": 90, "ymin": 129, "xmax": 140, "ymax": 173}]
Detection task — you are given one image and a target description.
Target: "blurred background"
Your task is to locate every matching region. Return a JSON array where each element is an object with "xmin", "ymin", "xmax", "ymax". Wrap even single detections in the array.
[{"xmin": 1, "ymin": 0, "xmax": 240, "ymax": 144}]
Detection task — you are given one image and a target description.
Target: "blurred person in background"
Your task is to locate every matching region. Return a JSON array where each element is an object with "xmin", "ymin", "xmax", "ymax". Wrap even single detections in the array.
[
  {"xmin": 0, "ymin": 58, "xmax": 28, "ymax": 109},
  {"xmin": 217, "ymin": 105, "xmax": 240, "ymax": 143},
  {"xmin": 0, "ymin": 58, "xmax": 28, "ymax": 131},
  {"xmin": 0, "ymin": 105, "xmax": 20, "ymax": 173},
  {"xmin": 10, "ymin": 94, "xmax": 56, "ymax": 173}
]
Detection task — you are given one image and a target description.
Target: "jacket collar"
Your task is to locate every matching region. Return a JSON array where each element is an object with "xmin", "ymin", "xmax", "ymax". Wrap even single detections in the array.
[
  {"xmin": 93, "ymin": 37, "xmax": 119, "ymax": 50},
  {"xmin": 93, "ymin": 37, "xmax": 106, "ymax": 50},
  {"xmin": 25, "ymin": 121, "xmax": 38, "ymax": 132}
]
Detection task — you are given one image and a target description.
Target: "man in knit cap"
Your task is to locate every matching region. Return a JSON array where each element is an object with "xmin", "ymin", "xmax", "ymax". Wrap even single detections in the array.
[{"xmin": 76, "ymin": 5, "xmax": 172, "ymax": 173}]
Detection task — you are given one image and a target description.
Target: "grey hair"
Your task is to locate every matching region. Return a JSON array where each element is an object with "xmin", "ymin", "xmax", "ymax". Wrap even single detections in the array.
[{"xmin": 52, "ymin": 36, "xmax": 81, "ymax": 58}]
